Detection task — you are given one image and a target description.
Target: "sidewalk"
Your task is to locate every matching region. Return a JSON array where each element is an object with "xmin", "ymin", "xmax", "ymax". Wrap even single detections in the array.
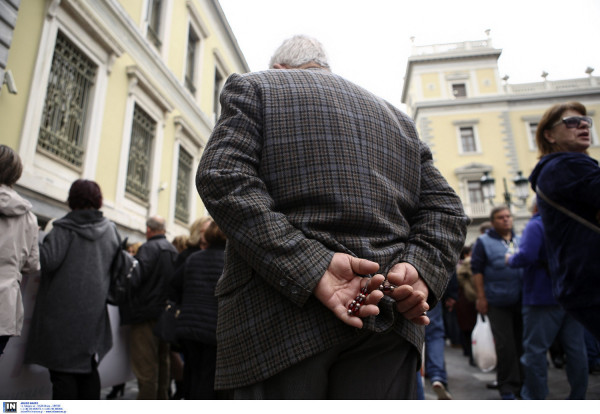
[
  {"xmin": 103, "ymin": 343, "xmax": 600, "ymax": 400},
  {"xmin": 423, "ymin": 343, "xmax": 600, "ymax": 400}
]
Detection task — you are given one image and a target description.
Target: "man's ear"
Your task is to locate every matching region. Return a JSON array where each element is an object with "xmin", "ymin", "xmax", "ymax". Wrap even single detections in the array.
[{"xmin": 272, "ymin": 63, "xmax": 290, "ymax": 70}]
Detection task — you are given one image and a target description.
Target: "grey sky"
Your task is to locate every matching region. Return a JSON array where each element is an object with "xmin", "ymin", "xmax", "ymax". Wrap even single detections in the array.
[{"xmin": 219, "ymin": 0, "xmax": 600, "ymax": 106}]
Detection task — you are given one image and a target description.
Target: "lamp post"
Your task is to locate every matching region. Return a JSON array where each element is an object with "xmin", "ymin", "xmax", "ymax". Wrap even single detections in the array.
[{"xmin": 480, "ymin": 170, "xmax": 529, "ymax": 210}]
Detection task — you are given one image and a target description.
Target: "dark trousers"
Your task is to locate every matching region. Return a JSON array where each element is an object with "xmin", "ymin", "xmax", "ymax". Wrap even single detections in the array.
[
  {"xmin": 49, "ymin": 357, "xmax": 100, "ymax": 400},
  {"xmin": 181, "ymin": 339, "xmax": 218, "ymax": 399},
  {"xmin": 232, "ymin": 331, "xmax": 419, "ymax": 399},
  {"xmin": 487, "ymin": 303, "xmax": 523, "ymax": 395}
]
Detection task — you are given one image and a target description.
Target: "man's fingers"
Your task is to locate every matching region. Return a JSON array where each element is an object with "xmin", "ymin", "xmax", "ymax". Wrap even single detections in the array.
[
  {"xmin": 366, "ymin": 274, "xmax": 385, "ymax": 293},
  {"xmin": 350, "ymin": 256, "xmax": 379, "ymax": 276},
  {"xmin": 410, "ymin": 315, "xmax": 430, "ymax": 326}
]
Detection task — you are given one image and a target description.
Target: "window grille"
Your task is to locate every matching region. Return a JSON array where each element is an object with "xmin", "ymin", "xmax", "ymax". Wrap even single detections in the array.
[
  {"xmin": 37, "ymin": 32, "xmax": 97, "ymax": 168},
  {"xmin": 126, "ymin": 105, "xmax": 156, "ymax": 202},
  {"xmin": 175, "ymin": 147, "xmax": 193, "ymax": 223}
]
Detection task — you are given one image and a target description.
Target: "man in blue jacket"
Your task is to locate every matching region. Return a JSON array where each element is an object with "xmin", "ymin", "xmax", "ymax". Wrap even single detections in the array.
[
  {"xmin": 507, "ymin": 202, "xmax": 587, "ymax": 399},
  {"xmin": 472, "ymin": 206, "xmax": 523, "ymax": 399}
]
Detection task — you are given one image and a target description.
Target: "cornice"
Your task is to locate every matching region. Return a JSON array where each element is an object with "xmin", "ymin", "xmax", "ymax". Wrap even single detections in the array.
[{"xmin": 412, "ymin": 87, "xmax": 600, "ymax": 119}]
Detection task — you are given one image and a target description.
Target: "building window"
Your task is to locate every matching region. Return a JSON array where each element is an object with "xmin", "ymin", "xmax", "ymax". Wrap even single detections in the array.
[
  {"xmin": 37, "ymin": 32, "xmax": 97, "ymax": 169},
  {"xmin": 467, "ymin": 180, "xmax": 485, "ymax": 205},
  {"xmin": 175, "ymin": 147, "xmax": 193, "ymax": 223},
  {"xmin": 527, "ymin": 122, "xmax": 539, "ymax": 150},
  {"xmin": 213, "ymin": 66, "xmax": 225, "ymax": 121},
  {"xmin": 459, "ymin": 126, "xmax": 477, "ymax": 153},
  {"xmin": 147, "ymin": 0, "xmax": 162, "ymax": 48},
  {"xmin": 184, "ymin": 28, "xmax": 198, "ymax": 95},
  {"xmin": 126, "ymin": 104, "xmax": 156, "ymax": 202},
  {"xmin": 452, "ymin": 83, "xmax": 467, "ymax": 98}
]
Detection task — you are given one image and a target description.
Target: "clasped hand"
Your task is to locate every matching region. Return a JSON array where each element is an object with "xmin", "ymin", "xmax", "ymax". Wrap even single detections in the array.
[{"xmin": 314, "ymin": 253, "xmax": 430, "ymax": 329}]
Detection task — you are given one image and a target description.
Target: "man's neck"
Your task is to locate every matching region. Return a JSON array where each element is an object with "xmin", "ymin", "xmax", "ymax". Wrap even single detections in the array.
[{"xmin": 496, "ymin": 230, "xmax": 512, "ymax": 240}]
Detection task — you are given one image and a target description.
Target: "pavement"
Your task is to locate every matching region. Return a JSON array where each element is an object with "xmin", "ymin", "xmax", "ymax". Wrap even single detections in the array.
[
  {"xmin": 102, "ymin": 343, "xmax": 600, "ymax": 400},
  {"xmin": 421, "ymin": 342, "xmax": 600, "ymax": 400}
]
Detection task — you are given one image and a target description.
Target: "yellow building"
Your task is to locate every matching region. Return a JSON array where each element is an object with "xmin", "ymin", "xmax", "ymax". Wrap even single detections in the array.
[
  {"xmin": 0, "ymin": 0, "xmax": 249, "ymax": 241},
  {"xmin": 402, "ymin": 33, "xmax": 600, "ymax": 243}
]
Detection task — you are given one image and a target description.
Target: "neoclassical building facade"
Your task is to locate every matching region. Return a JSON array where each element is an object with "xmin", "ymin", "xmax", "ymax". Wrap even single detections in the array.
[
  {"xmin": 1, "ymin": 0, "xmax": 249, "ymax": 241},
  {"xmin": 402, "ymin": 33, "xmax": 600, "ymax": 243}
]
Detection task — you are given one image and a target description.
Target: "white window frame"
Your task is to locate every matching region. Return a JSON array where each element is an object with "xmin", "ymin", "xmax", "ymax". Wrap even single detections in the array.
[
  {"xmin": 453, "ymin": 120, "xmax": 481, "ymax": 155},
  {"xmin": 170, "ymin": 116, "xmax": 205, "ymax": 235},
  {"xmin": 183, "ymin": 2, "xmax": 209, "ymax": 101},
  {"xmin": 17, "ymin": 0, "xmax": 122, "ymax": 202},
  {"xmin": 115, "ymin": 66, "xmax": 173, "ymax": 223},
  {"xmin": 527, "ymin": 121, "xmax": 539, "ymax": 151},
  {"xmin": 142, "ymin": 0, "xmax": 173, "ymax": 60},
  {"xmin": 455, "ymin": 163, "xmax": 493, "ymax": 218},
  {"xmin": 213, "ymin": 52, "xmax": 228, "ymax": 123},
  {"xmin": 589, "ymin": 111, "xmax": 599, "ymax": 146}
]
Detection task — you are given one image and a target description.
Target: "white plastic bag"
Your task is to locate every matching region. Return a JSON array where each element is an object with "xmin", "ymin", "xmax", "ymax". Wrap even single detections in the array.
[{"xmin": 471, "ymin": 313, "xmax": 497, "ymax": 372}]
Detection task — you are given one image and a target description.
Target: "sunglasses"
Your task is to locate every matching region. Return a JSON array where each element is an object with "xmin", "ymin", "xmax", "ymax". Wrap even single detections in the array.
[{"xmin": 552, "ymin": 116, "xmax": 593, "ymax": 129}]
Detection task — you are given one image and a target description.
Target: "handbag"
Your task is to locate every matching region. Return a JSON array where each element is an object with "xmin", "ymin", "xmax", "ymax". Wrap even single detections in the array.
[
  {"xmin": 471, "ymin": 313, "xmax": 497, "ymax": 373},
  {"xmin": 153, "ymin": 300, "xmax": 180, "ymax": 345}
]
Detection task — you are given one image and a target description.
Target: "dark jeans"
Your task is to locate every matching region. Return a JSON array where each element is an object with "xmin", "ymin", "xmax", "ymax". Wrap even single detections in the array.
[
  {"xmin": 49, "ymin": 357, "xmax": 100, "ymax": 399},
  {"xmin": 231, "ymin": 331, "xmax": 419, "ymax": 399},
  {"xmin": 0, "ymin": 336, "xmax": 9, "ymax": 356}
]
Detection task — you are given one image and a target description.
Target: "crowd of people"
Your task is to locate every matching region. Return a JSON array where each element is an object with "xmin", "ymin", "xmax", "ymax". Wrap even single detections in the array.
[{"xmin": 1, "ymin": 34, "xmax": 599, "ymax": 401}]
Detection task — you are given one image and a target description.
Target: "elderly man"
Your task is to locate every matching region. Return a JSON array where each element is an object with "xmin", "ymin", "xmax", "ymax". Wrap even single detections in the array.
[
  {"xmin": 120, "ymin": 216, "xmax": 177, "ymax": 399},
  {"xmin": 197, "ymin": 35, "xmax": 468, "ymax": 399}
]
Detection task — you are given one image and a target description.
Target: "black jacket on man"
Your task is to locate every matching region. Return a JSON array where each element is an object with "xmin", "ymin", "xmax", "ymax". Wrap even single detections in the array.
[{"xmin": 120, "ymin": 234, "xmax": 177, "ymax": 325}]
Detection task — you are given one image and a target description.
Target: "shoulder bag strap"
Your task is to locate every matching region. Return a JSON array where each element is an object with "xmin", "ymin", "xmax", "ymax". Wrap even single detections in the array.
[{"xmin": 535, "ymin": 186, "xmax": 600, "ymax": 235}]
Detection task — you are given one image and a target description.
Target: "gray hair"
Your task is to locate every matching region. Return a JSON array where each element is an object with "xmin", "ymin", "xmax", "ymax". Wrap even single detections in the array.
[
  {"xmin": 269, "ymin": 35, "xmax": 330, "ymax": 69},
  {"xmin": 146, "ymin": 215, "xmax": 166, "ymax": 232}
]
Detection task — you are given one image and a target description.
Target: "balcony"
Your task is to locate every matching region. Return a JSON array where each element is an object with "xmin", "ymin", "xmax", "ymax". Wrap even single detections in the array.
[{"xmin": 463, "ymin": 201, "xmax": 489, "ymax": 219}]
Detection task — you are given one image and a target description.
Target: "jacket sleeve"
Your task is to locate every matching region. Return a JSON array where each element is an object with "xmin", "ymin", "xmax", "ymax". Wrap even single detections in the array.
[
  {"xmin": 21, "ymin": 212, "xmax": 40, "ymax": 274},
  {"xmin": 39, "ymin": 227, "xmax": 71, "ymax": 276},
  {"xmin": 400, "ymin": 138, "xmax": 469, "ymax": 305},
  {"xmin": 508, "ymin": 219, "xmax": 542, "ymax": 268},
  {"xmin": 196, "ymin": 74, "xmax": 334, "ymax": 307}
]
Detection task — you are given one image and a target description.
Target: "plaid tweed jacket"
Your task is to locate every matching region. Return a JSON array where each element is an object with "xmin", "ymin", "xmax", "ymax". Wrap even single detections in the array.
[{"xmin": 197, "ymin": 68, "xmax": 468, "ymax": 390}]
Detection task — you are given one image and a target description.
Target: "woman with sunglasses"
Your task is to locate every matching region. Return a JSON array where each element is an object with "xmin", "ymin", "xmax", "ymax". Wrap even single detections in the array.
[{"xmin": 529, "ymin": 101, "xmax": 600, "ymax": 342}]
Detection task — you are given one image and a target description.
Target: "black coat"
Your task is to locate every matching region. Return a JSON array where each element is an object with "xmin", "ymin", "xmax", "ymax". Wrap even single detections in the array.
[
  {"xmin": 172, "ymin": 246, "xmax": 225, "ymax": 345},
  {"xmin": 120, "ymin": 234, "xmax": 177, "ymax": 325}
]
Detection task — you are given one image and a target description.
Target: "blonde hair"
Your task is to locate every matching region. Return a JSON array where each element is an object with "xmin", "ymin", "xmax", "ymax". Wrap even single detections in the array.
[
  {"xmin": 172, "ymin": 235, "xmax": 189, "ymax": 253},
  {"xmin": 188, "ymin": 216, "xmax": 212, "ymax": 247}
]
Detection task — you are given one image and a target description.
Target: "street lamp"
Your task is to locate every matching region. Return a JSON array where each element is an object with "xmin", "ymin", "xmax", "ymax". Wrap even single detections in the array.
[{"xmin": 480, "ymin": 170, "xmax": 529, "ymax": 209}]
